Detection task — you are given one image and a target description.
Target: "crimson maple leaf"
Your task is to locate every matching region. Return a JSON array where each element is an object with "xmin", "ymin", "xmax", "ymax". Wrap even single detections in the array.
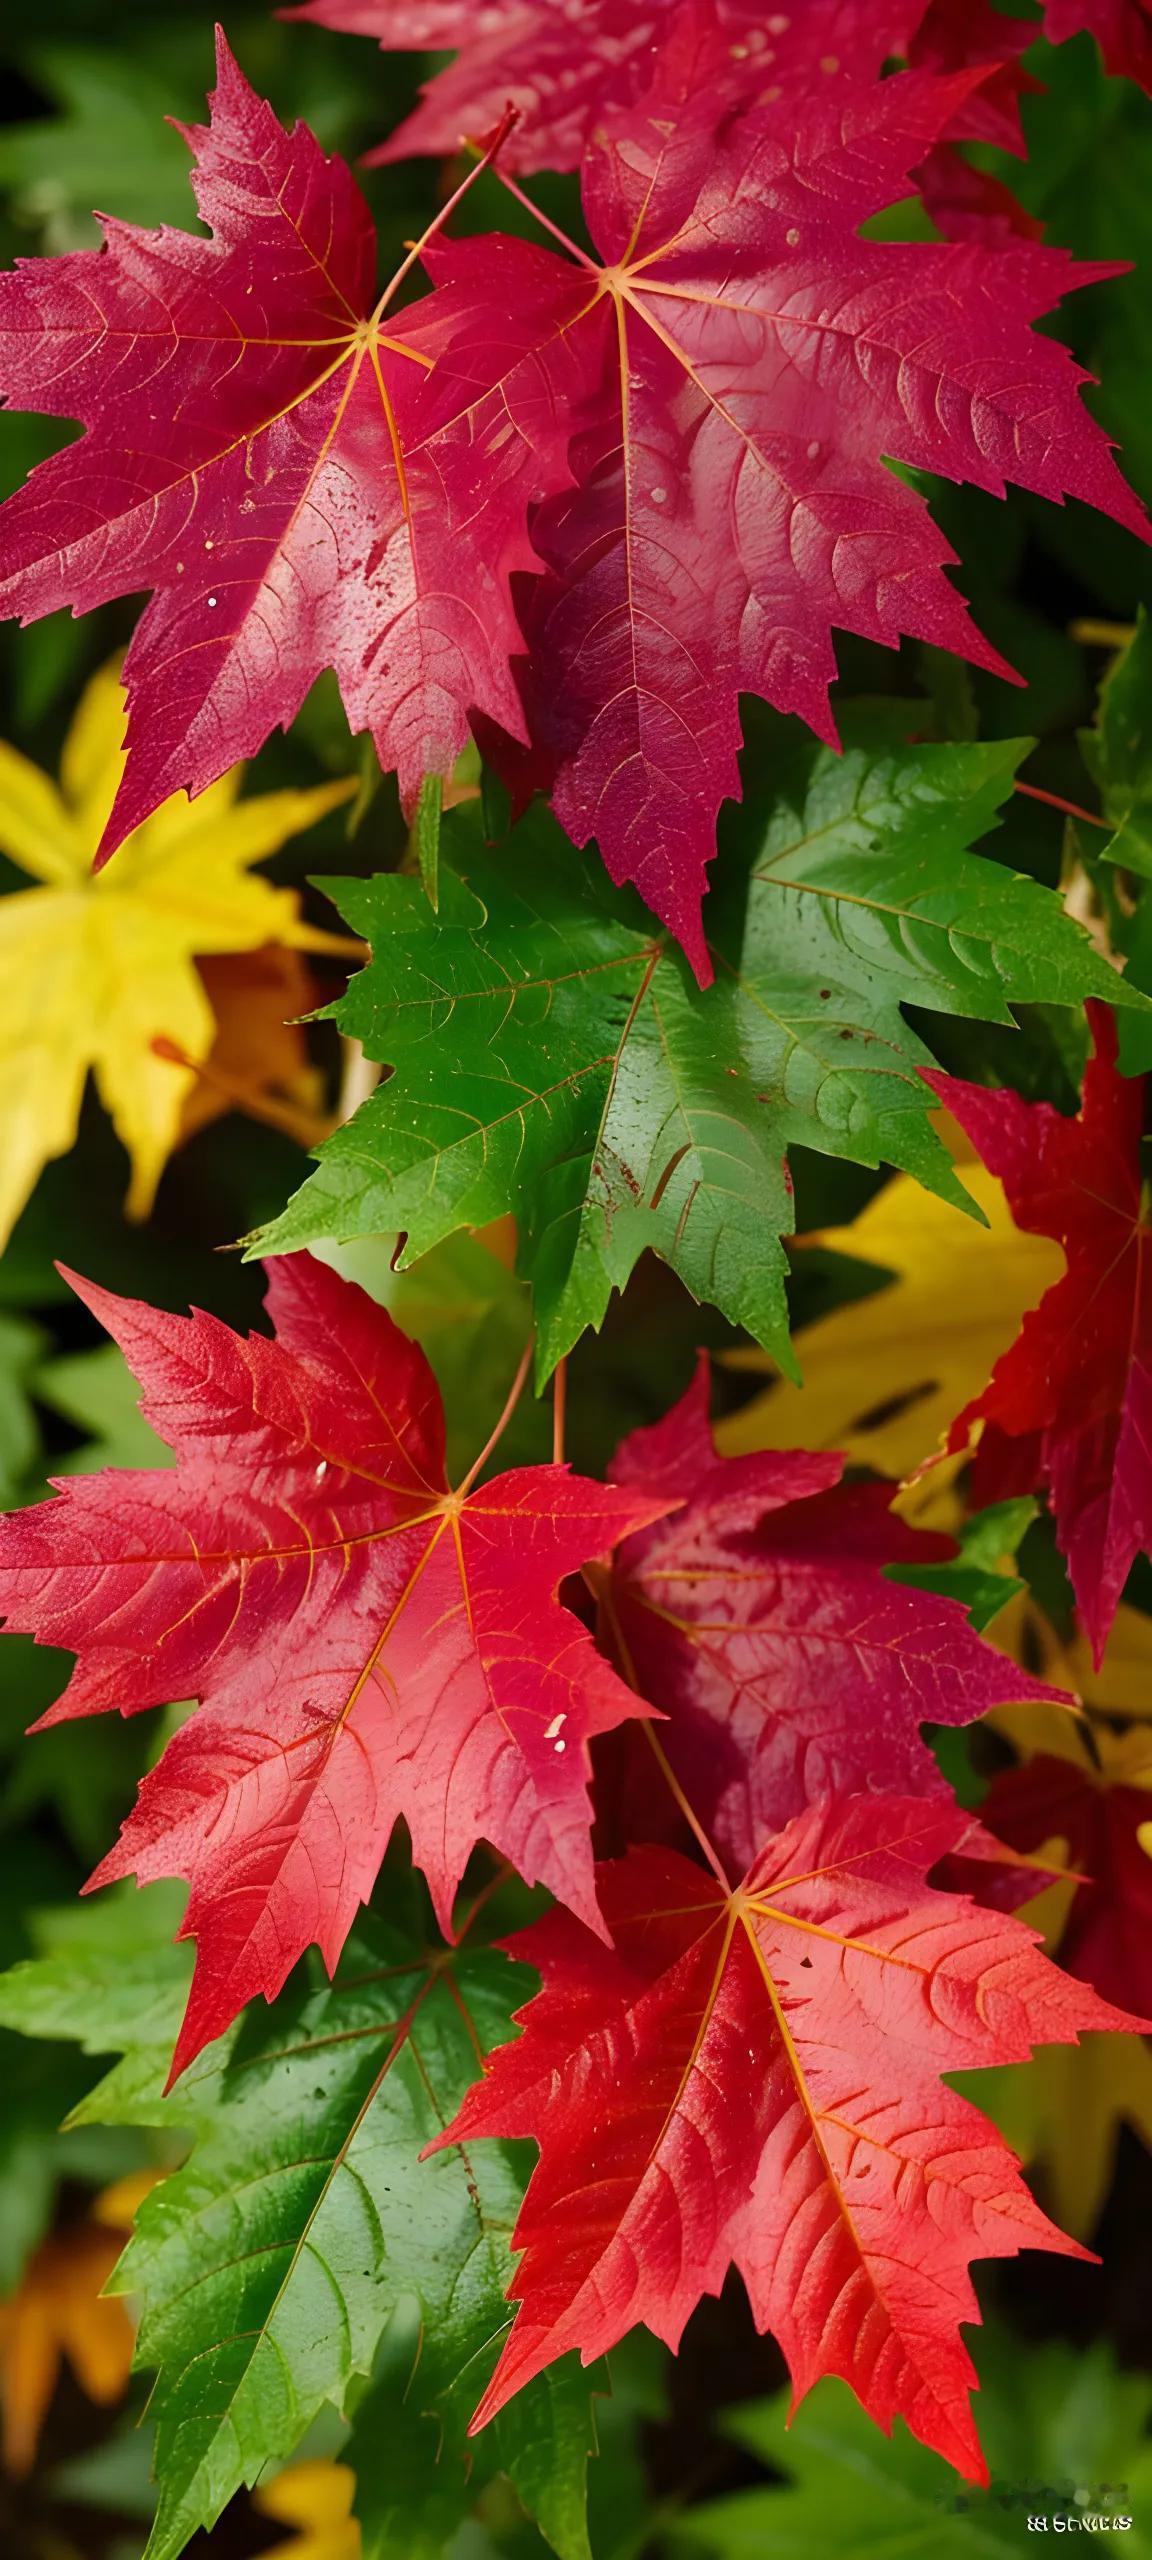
[
  {"xmin": 599, "ymin": 1360, "xmax": 1070, "ymax": 1874},
  {"xmin": 908, "ymin": 0, "xmax": 1042, "ymax": 244},
  {"xmin": 909, "ymin": 0, "xmax": 1037, "ymax": 155},
  {"xmin": 431, "ymin": 1799, "xmax": 1141, "ymax": 2476},
  {"xmin": 983, "ymin": 1744, "xmax": 1152, "ymax": 2014},
  {"xmin": 1045, "ymin": 0, "xmax": 1152, "ymax": 91},
  {"xmin": 0, "ymin": 36, "xmax": 567, "ymax": 857},
  {"xmin": 925, "ymin": 1006, "xmax": 1152, "ymax": 1669},
  {"xmin": 428, "ymin": 23, "xmax": 1145, "ymax": 977},
  {"xmin": 288, "ymin": 0, "xmax": 925, "ymax": 174},
  {"xmin": 0, "ymin": 1256, "xmax": 664, "ymax": 2080}
]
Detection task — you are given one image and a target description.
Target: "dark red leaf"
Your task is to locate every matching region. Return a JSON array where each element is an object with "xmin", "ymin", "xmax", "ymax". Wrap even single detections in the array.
[
  {"xmin": 925, "ymin": 1006, "xmax": 1152, "ymax": 1667},
  {"xmin": 1045, "ymin": 0, "xmax": 1152, "ymax": 91},
  {"xmin": 601, "ymin": 1359, "xmax": 1071, "ymax": 1872}
]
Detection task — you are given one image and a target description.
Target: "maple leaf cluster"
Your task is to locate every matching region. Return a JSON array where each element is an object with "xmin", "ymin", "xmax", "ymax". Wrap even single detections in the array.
[
  {"xmin": 0, "ymin": 1254, "xmax": 1141, "ymax": 2484},
  {"xmin": 2, "ymin": 0, "xmax": 1152, "ymax": 2538},
  {"xmin": 0, "ymin": 9, "xmax": 1147, "ymax": 977}
]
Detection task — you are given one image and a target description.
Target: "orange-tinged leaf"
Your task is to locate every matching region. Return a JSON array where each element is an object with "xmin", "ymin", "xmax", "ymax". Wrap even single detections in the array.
[
  {"xmin": 0, "ymin": 2215, "xmax": 136, "ymax": 2477},
  {"xmin": 178, "ymin": 946, "xmax": 327, "ymax": 1149},
  {"xmin": 433, "ymin": 1797, "xmax": 1142, "ymax": 2479}
]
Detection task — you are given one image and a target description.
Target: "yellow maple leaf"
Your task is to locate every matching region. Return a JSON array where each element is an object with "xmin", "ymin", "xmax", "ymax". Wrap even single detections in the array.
[
  {"xmin": 990, "ymin": 1601, "xmax": 1152, "ymax": 1773},
  {"xmin": 178, "ymin": 947, "xmax": 327, "ymax": 1149},
  {"xmin": 0, "ymin": 659, "xmax": 356, "ymax": 1241},
  {"xmin": 253, "ymin": 2459, "xmax": 360, "ymax": 2560},
  {"xmin": 716, "ymin": 1155, "xmax": 1063, "ymax": 1518},
  {"xmin": 963, "ymin": 2031, "xmax": 1152, "ymax": 2242}
]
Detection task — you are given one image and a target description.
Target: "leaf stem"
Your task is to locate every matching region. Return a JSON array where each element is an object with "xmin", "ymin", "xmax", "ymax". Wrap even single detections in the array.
[
  {"xmin": 552, "ymin": 1356, "xmax": 568, "ymax": 1466},
  {"xmin": 456, "ymin": 1333, "xmax": 535, "ymax": 1494},
  {"xmin": 640, "ymin": 1721, "xmax": 733, "ymax": 1890},
  {"xmin": 491, "ymin": 165, "xmax": 599, "ymax": 270},
  {"xmin": 1014, "ymin": 780, "xmax": 1109, "ymax": 832},
  {"xmin": 592, "ymin": 1560, "xmax": 732, "ymax": 1890},
  {"xmin": 372, "ymin": 105, "xmax": 522, "ymax": 325}
]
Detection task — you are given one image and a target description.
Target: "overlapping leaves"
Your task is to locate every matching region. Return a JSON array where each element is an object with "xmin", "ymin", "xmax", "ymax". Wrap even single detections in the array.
[
  {"xmin": 261, "ymin": 714, "xmax": 1136, "ymax": 1377},
  {"xmin": 927, "ymin": 1004, "xmax": 1152, "ymax": 1662},
  {"xmin": 0, "ymin": 1893, "xmax": 597, "ymax": 2560},
  {"xmin": 0, "ymin": 1254, "xmax": 658, "ymax": 2077},
  {"xmin": 435, "ymin": 1801, "xmax": 1135, "ymax": 2480},
  {"xmin": 0, "ymin": 22, "xmax": 1146, "ymax": 970},
  {"xmin": 288, "ymin": 0, "xmax": 1152, "ymax": 176}
]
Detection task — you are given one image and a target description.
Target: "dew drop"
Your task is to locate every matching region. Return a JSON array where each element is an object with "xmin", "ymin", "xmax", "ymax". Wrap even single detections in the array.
[
  {"xmin": 650, "ymin": 485, "xmax": 667, "ymax": 504},
  {"xmin": 207, "ymin": 595, "xmax": 218, "ymax": 608},
  {"xmin": 820, "ymin": 52, "xmax": 840, "ymax": 72},
  {"xmin": 806, "ymin": 438, "xmax": 820, "ymax": 459},
  {"xmin": 786, "ymin": 226, "xmax": 801, "ymax": 246},
  {"xmin": 204, "ymin": 536, "xmax": 214, "ymax": 550},
  {"xmin": 767, "ymin": 9, "xmax": 790, "ymax": 29}
]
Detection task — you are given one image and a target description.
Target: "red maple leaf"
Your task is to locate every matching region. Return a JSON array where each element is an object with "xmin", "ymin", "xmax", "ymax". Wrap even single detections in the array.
[
  {"xmin": 598, "ymin": 1360, "xmax": 1070, "ymax": 1874},
  {"xmin": 907, "ymin": 0, "xmax": 1042, "ymax": 244},
  {"xmin": 428, "ymin": 23, "xmax": 1145, "ymax": 976},
  {"xmin": 431, "ymin": 1800, "xmax": 1140, "ymax": 2475},
  {"xmin": 0, "ymin": 1257, "xmax": 664, "ymax": 2080},
  {"xmin": 1044, "ymin": 0, "xmax": 1152, "ymax": 91},
  {"xmin": 908, "ymin": 0, "xmax": 1038, "ymax": 155},
  {"xmin": 982, "ymin": 1745, "xmax": 1152, "ymax": 2014},
  {"xmin": 0, "ymin": 37, "xmax": 569, "ymax": 857},
  {"xmin": 925, "ymin": 1006, "xmax": 1152, "ymax": 1669},
  {"xmin": 288, "ymin": 0, "xmax": 925, "ymax": 174}
]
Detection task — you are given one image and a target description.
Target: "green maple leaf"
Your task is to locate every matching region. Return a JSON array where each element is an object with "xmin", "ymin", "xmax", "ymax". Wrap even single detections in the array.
[
  {"xmin": 674, "ymin": 2339, "xmax": 1152, "ymax": 2557},
  {"xmin": 258, "ymin": 708, "xmax": 1140, "ymax": 1378},
  {"xmin": 0, "ymin": 1888, "xmax": 594, "ymax": 2560}
]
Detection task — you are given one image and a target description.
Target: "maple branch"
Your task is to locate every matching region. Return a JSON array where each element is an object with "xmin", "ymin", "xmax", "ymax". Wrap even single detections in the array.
[
  {"xmin": 1014, "ymin": 780, "xmax": 1110, "ymax": 832},
  {"xmin": 372, "ymin": 106, "xmax": 522, "ymax": 325},
  {"xmin": 552, "ymin": 1357, "xmax": 568, "ymax": 1467},
  {"xmin": 456, "ymin": 1333, "xmax": 535, "ymax": 1495},
  {"xmin": 640, "ymin": 1722, "xmax": 733, "ymax": 1891}
]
